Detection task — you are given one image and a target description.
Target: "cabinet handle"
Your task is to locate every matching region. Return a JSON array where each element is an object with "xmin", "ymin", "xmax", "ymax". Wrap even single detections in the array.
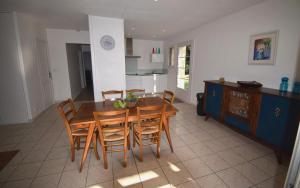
[
  {"xmin": 212, "ymin": 90, "xmax": 216, "ymax": 97},
  {"xmin": 274, "ymin": 107, "xmax": 281, "ymax": 118}
]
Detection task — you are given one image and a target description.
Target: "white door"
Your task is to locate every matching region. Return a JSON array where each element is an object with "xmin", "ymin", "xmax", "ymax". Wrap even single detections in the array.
[
  {"xmin": 36, "ymin": 40, "xmax": 54, "ymax": 109},
  {"xmin": 175, "ymin": 41, "xmax": 194, "ymax": 103}
]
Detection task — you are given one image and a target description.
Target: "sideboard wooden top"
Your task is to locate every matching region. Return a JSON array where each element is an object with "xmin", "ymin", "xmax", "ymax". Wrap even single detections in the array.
[{"xmin": 204, "ymin": 80, "xmax": 300, "ymax": 101}]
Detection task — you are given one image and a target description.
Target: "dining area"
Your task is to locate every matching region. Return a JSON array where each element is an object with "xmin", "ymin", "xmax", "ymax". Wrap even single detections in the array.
[{"xmin": 57, "ymin": 89, "xmax": 178, "ymax": 173}]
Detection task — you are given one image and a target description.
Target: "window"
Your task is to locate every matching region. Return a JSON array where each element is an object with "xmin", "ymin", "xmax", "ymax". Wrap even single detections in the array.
[
  {"xmin": 177, "ymin": 45, "xmax": 191, "ymax": 90},
  {"xmin": 169, "ymin": 47, "xmax": 175, "ymax": 66}
]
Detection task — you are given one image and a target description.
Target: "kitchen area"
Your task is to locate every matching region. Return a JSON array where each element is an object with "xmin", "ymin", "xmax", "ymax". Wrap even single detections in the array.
[{"xmin": 125, "ymin": 38, "xmax": 168, "ymax": 93}]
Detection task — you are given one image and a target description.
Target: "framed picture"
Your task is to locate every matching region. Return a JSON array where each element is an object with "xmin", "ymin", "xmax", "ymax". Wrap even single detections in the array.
[{"xmin": 248, "ymin": 31, "xmax": 278, "ymax": 65}]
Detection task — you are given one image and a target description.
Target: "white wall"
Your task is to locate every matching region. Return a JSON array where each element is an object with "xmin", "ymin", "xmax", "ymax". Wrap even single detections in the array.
[
  {"xmin": 89, "ymin": 16, "xmax": 126, "ymax": 101},
  {"xmin": 46, "ymin": 29, "xmax": 90, "ymax": 101},
  {"xmin": 165, "ymin": 0, "xmax": 300, "ymax": 104},
  {"xmin": 134, "ymin": 39, "xmax": 164, "ymax": 70},
  {"xmin": 66, "ymin": 44, "xmax": 83, "ymax": 99},
  {"xmin": 0, "ymin": 12, "xmax": 29, "ymax": 124},
  {"xmin": 126, "ymin": 39, "xmax": 164, "ymax": 73}
]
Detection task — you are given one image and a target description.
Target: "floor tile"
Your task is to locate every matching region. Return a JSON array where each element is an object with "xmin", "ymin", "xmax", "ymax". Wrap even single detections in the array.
[
  {"xmin": 139, "ymin": 168, "xmax": 170, "ymax": 188},
  {"xmin": 22, "ymin": 149, "xmax": 50, "ymax": 163},
  {"xmin": 217, "ymin": 168, "xmax": 253, "ymax": 188},
  {"xmin": 135, "ymin": 153, "xmax": 160, "ymax": 171},
  {"xmin": 0, "ymin": 165, "xmax": 17, "ymax": 182},
  {"xmin": 86, "ymin": 181, "xmax": 114, "ymax": 188},
  {"xmin": 182, "ymin": 158, "xmax": 213, "ymax": 178},
  {"xmin": 2, "ymin": 179, "xmax": 32, "ymax": 188},
  {"xmin": 196, "ymin": 174, "xmax": 228, "ymax": 188},
  {"xmin": 37, "ymin": 158, "xmax": 66, "ymax": 176},
  {"xmin": 157, "ymin": 150, "xmax": 181, "ymax": 167},
  {"xmin": 9, "ymin": 162, "xmax": 41, "ymax": 181},
  {"xmin": 255, "ymin": 177, "xmax": 285, "ymax": 188},
  {"xmin": 58, "ymin": 168, "xmax": 88, "ymax": 188},
  {"xmin": 175, "ymin": 180, "xmax": 200, "ymax": 188},
  {"xmin": 189, "ymin": 142, "xmax": 214, "ymax": 157},
  {"xmin": 162, "ymin": 162, "xmax": 193, "ymax": 185},
  {"xmin": 217, "ymin": 149, "xmax": 246, "ymax": 166},
  {"xmin": 174, "ymin": 147, "xmax": 197, "ymax": 162},
  {"xmin": 234, "ymin": 162, "xmax": 270, "ymax": 184},
  {"xmin": 200, "ymin": 154, "xmax": 231, "ymax": 172},
  {"xmin": 31, "ymin": 174, "xmax": 61, "ymax": 188},
  {"xmin": 250, "ymin": 157, "xmax": 286, "ymax": 177},
  {"xmin": 86, "ymin": 165, "xmax": 113, "ymax": 186}
]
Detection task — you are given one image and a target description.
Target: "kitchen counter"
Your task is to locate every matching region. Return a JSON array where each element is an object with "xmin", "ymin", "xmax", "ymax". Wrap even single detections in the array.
[
  {"xmin": 126, "ymin": 72, "xmax": 167, "ymax": 76},
  {"xmin": 126, "ymin": 73, "xmax": 167, "ymax": 93}
]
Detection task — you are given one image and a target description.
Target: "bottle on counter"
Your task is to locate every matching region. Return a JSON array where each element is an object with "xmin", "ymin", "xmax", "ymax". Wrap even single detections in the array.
[{"xmin": 279, "ymin": 77, "xmax": 289, "ymax": 92}]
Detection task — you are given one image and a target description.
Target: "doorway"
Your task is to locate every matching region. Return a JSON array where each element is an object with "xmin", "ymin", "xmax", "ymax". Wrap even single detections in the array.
[
  {"xmin": 66, "ymin": 43, "xmax": 94, "ymax": 101},
  {"xmin": 175, "ymin": 41, "xmax": 193, "ymax": 103}
]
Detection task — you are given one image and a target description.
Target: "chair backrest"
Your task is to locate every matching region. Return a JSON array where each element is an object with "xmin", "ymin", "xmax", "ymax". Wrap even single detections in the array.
[
  {"xmin": 57, "ymin": 99, "xmax": 77, "ymax": 138},
  {"xmin": 163, "ymin": 90, "xmax": 175, "ymax": 104},
  {"xmin": 93, "ymin": 109, "xmax": 129, "ymax": 134},
  {"xmin": 126, "ymin": 89, "xmax": 145, "ymax": 96},
  {"xmin": 137, "ymin": 103, "xmax": 166, "ymax": 129},
  {"xmin": 102, "ymin": 90, "xmax": 123, "ymax": 101}
]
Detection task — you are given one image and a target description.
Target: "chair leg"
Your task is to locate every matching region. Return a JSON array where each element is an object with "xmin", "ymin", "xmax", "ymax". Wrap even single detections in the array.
[
  {"xmin": 157, "ymin": 133, "xmax": 161, "ymax": 158},
  {"xmin": 92, "ymin": 134, "xmax": 100, "ymax": 160},
  {"xmin": 139, "ymin": 134, "xmax": 143, "ymax": 162},
  {"xmin": 133, "ymin": 133, "xmax": 136, "ymax": 148},
  {"xmin": 124, "ymin": 137, "xmax": 128, "ymax": 167},
  {"xmin": 71, "ymin": 145, "xmax": 75, "ymax": 161},
  {"xmin": 76, "ymin": 137, "xmax": 80, "ymax": 150},
  {"xmin": 127, "ymin": 134, "xmax": 131, "ymax": 150}
]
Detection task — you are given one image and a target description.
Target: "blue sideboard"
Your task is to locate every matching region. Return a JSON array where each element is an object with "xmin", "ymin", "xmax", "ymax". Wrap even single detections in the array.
[{"xmin": 204, "ymin": 80, "xmax": 300, "ymax": 162}]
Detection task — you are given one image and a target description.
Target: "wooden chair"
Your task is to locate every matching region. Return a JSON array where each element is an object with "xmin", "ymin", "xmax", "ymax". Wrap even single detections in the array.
[
  {"xmin": 163, "ymin": 90, "xmax": 175, "ymax": 104},
  {"xmin": 102, "ymin": 90, "xmax": 123, "ymax": 101},
  {"xmin": 57, "ymin": 99, "xmax": 99, "ymax": 171},
  {"xmin": 93, "ymin": 109, "xmax": 130, "ymax": 169},
  {"xmin": 133, "ymin": 103, "xmax": 166, "ymax": 161},
  {"xmin": 126, "ymin": 89, "xmax": 145, "ymax": 96}
]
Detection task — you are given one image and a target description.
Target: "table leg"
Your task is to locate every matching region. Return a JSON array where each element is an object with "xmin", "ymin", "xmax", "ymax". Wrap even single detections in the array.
[
  {"xmin": 80, "ymin": 123, "xmax": 95, "ymax": 172},
  {"xmin": 163, "ymin": 116, "xmax": 174, "ymax": 152}
]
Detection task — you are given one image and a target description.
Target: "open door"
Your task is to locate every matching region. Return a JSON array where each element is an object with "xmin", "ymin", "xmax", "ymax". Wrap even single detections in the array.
[
  {"xmin": 36, "ymin": 39, "xmax": 54, "ymax": 109},
  {"xmin": 175, "ymin": 41, "xmax": 193, "ymax": 103}
]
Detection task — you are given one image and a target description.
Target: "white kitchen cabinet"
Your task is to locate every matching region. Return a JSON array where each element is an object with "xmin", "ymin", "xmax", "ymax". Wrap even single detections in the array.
[
  {"xmin": 154, "ymin": 74, "xmax": 167, "ymax": 92},
  {"xmin": 126, "ymin": 76, "xmax": 142, "ymax": 89},
  {"xmin": 142, "ymin": 75, "xmax": 154, "ymax": 93},
  {"xmin": 126, "ymin": 74, "xmax": 167, "ymax": 93}
]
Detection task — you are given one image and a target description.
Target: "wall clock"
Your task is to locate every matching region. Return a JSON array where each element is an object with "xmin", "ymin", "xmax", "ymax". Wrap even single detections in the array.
[{"xmin": 100, "ymin": 35, "xmax": 115, "ymax": 50}]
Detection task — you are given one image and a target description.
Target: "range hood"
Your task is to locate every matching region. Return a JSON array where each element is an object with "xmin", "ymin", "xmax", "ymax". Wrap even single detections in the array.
[{"xmin": 125, "ymin": 38, "xmax": 141, "ymax": 58}]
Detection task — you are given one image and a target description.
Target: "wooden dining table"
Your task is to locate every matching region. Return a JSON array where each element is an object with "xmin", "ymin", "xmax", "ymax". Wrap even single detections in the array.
[{"xmin": 70, "ymin": 96, "xmax": 178, "ymax": 170}]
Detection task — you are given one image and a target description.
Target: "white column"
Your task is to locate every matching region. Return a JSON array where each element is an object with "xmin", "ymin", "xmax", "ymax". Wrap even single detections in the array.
[{"xmin": 89, "ymin": 16, "xmax": 126, "ymax": 101}]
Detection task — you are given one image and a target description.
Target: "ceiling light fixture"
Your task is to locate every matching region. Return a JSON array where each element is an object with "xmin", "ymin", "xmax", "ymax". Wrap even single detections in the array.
[{"xmin": 154, "ymin": 0, "xmax": 158, "ymax": 2}]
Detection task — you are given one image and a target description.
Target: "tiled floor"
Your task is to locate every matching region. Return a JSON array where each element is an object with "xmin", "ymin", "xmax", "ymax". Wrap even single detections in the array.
[{"xmin": 0, "ymin": 102, "xmax": 289, "ymax": 188}]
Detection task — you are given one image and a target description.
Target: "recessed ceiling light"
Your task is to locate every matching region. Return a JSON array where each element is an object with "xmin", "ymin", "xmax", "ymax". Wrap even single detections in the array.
[
  {"xmin": 131, "ymin": 27, "xmax": 135, "ymax": 31},
  {"xmin": 154, "ymin": 0, "xmax": 158, "ymax": 2}
]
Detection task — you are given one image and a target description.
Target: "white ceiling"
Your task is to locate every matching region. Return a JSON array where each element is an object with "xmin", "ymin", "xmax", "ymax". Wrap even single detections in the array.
[{"xmin": 0, "ymin": 0, "xmax": 265, "ymax": 40}]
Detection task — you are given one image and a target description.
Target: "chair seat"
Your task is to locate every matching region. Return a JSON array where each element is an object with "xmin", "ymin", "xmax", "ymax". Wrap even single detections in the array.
[
  {"xmin": 71, "ymin": 129, "xmax": 89, "ymax": 136},
  {"xmin": 134, "ymin": 121, "xmax": 160, "ymax": 135},
  {"xmin": 103, "ymin": 127, "xmax": 129, "ymax": 142}
]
